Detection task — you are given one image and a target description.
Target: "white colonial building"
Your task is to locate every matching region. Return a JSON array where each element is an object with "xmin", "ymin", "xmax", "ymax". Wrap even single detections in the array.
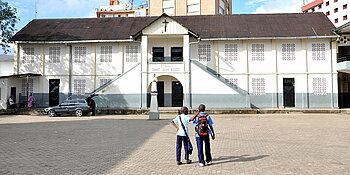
[{"xmin": 0, "ymin": 13, "xmax": 342, "ymax": 109}]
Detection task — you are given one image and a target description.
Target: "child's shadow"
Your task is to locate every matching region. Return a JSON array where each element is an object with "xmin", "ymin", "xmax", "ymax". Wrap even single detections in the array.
[{"xmin": 213, "ymin": 154, "xmax": 269, "ymax": 165}]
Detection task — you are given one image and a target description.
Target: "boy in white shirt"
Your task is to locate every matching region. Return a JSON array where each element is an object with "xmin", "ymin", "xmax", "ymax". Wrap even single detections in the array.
[{"xmin": 170, "ymin": 106, "xmax": 192, "ymax": 165}]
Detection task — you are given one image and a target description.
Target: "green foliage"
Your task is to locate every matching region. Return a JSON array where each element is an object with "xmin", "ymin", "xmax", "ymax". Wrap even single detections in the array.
[{"xmin": 0, "ymin": 0, "xmax": 18, "ymax": 54}]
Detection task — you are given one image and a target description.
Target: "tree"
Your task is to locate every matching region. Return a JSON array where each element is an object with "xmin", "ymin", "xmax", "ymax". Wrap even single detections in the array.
[{"xmin": 0, "ymin": 0, "xmax": 18, "ymax": 54}]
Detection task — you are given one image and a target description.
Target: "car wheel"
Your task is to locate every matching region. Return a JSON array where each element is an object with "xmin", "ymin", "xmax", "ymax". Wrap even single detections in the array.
[
  {"xmin": 48, "ymin": 110, "xmax": 56, "ymax": 117},
  {"xmin": 75, "ymin": 109, "xmax": 83, "ymax": 117}
]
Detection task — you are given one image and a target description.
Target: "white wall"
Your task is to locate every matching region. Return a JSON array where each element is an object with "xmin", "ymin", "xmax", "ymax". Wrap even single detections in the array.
[
  {"xmin": 124, "ymin": 43, "xmax": 141, "ymax": 71},
  {"xmin": 18, "ymin": 44, "xmax": 41, "ymax": 74},
  {"xmin": 190, "ymin": 41, "xmax": 215, "ymax": 69},
  {"xmin": 248, "ymin": 40, "xmax": 275, "ymax": 74},
  {"xmin": 96, "ymin": 43, "xmax": 122, "ymax": 75},
  {"xmin": 307, "ymin": 39, "xmax": 332, "ymax": 73},
  {"xmin": 44, "ymin": 44, "xmax": 67, "ymax": 75},
  {"xmin": 0, "ymin": 61, "xmax": 14, "ymax": 76},
  {"xmin": 72, "ymin": 44, "xmax": 92, "ymax": 75},
  {"xmin": 276, "ymin": 39, "xmax": 306, "ymax": 73},
  {"xmin": 218, "ymin": 41, "xmax": 247, "ymax": 74}
]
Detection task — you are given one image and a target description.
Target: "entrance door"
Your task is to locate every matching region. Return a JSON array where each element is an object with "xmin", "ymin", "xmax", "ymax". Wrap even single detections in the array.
[
  {"xmin": 283, "ymin": 78, "xmax": 295, "ymax": 107},
  {"xmin": 157, "ymin": 81, "xmax": 164, "ymax": 107},
  {"xmin": 49, "ymin": 79, "xmax": 60, "ymax": 106},
  {"xmin": 10, "ymin": 87, "xmax": 16, "ymax": 103},
  {"xmin": 172, "ymin": 81, "xmax": 183, "ymax": 107}
]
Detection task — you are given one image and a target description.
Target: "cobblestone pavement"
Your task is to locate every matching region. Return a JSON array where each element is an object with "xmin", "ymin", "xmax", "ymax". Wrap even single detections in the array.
[{"xmin": 0, "ymin": 114, "xmax": 350, "ymax": 174}]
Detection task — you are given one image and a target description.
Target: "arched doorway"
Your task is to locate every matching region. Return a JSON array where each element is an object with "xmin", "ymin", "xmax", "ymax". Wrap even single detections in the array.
[{"xmin": 147, "ymin": 75, "xmax": 183, "ymax": 107}]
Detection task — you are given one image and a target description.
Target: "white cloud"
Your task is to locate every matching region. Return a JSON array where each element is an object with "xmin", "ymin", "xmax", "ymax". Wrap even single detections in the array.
[
  {"xmin": 245, "ymin": 0, "xmax": 268, "ymax": 8},
  {"xmin": 251, "ymin": 0, "xmax": 304, "ymax": 14}
]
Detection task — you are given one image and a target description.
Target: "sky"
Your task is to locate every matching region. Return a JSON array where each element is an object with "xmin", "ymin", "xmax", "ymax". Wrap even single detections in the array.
[{"xmin": 2, "ymin": 0, "xmax": 306, "ymax": 54}]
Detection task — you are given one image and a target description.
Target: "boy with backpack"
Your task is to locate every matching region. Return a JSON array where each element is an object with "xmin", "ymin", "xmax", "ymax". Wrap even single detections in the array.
[
  {"xmin": 190, "ymin": 104, "xmax": 215, "ymax": 167},
  {"xmin": 170, "ymin": 106, "xmax": 192, "ymax": 165}
]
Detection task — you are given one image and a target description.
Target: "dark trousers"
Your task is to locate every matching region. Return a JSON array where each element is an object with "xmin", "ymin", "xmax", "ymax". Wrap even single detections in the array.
[
  {"xmin": 176, "ymin": 136, "xmax": 189, "ymax": 162},
  {"xmin": 196, "ymin": 135, "xmax": 212, "ymax": 164}
]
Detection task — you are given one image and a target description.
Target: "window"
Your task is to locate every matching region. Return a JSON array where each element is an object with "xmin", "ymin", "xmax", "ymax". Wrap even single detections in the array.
[
  {"xmin": 334, "ymin": 0, "xmax": 337, "ymax": 2},
  {"xmin": 225, "ymin": 78, "xmax": 238, "ymax": 89},
  {"xmin": 252, "ymin": 78, "xmax": 265, "ymax": 95},
  {"xmin": 198, "ymin": 45, "xmax": 211, "ymax": 61},
  {"xmin": 152, "ymin": 47, "xmax": 164, "ymax": 62},
  {"xmin": 22, "ymin": 79, "xmax": 33, "ymax": 95},
  {"xmin": 335, "ymin": 18, "xmax": 339, "ymax": 23},
  {"xmin": 171, "ymin": 47, "xmax": 183, "ymax": 62},
  {"xmin": 313, "ymin": 78, "xmax": 326, "ymax": 95},
  {"xmin": 282, "ymin": 43, "xmax": 296, "ymax": 61},
  {"xmin": 100, "ymin": 78, "xmax": 111, "ymax": 87},
  {"xmin": 251, "ymin": 44, "xmax": 264, "ymax": 61},
  {"xmin": 344, "ymin": 15, "xmax": 348, "ymax": 21},
  {"xmin": 187, "ymin": 4, "xmax": 200, "ymax": 13},
  {"xmin": 114, "ymin": 14, "xmax": 120, "ymax": 17},
  {"xmin": 163, "ymin": 0, "xmax": 174, "ymax": 14},
  {"xmin": 73, "ymin": 79, "xmax": 86, "ymax": 95},
  {"xmin": 22, "ymin": 48, "xmax": 34, "ymax": 64},
  {"xmin": 100, "ymin": 46, "xmax": 112, "ymax": 62},
  {"xmin": 318, "ymin": 4, "xmax": 322, "ymax": 9},
  {"xmin": 312, "ymin": 43, "xmax": 326, "ymax": 61},
  {"xmin": 163, "ymin": 7, "xmax": 174, "ymax": 15},
  {"xmin": 49, "ymin": 47, "xmax": 60, "ymax": 63},
  {"xmin": 334, "ymin": 8, "xmax": 338, "ymax": 13},
  {"xmin": 312, "ymin": 8, "xmax": 315, "ymax": 12},
  {"xmin": 74, "ymin": 46, "xmax": 86, "ymax": 63},
  {"xmin": 224, "ymin": 44, "xmax": 238, "ymax": 61},
  {"xmin": 125, "ymin": 45, "xmax": 139, "ymax": 62},
  {"xmin": 344, "ymin": 4, "xmax": 348, "ymax": 10},
  {"xmin": 326, "ymin": 1, "xmax": 329, "ymax": 6},
  {"xmin": 326, "ymin": 11, "xmax": 330, "ymax": 16},
  {"xmin": 187, "ymin": 0, "xmax": 199, "ymax": 13}
]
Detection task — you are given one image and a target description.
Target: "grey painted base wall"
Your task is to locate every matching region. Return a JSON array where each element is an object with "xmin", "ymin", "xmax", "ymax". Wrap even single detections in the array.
[{"xmin": 18, "ymin": 93, "xmax": 338, "ymax": 109}]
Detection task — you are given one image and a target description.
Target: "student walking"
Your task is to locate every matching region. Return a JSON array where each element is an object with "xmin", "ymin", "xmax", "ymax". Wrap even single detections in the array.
[
  {"xmin": 190, "ymin": 104, "xmax": 215, "ymax": 167},
  {"xmin": 170, "ymin": 106, "xmax": 192, "ymax": 165}
]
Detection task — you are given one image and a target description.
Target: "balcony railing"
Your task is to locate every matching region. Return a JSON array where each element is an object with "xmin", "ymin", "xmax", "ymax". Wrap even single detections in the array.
[
  {"xmin": 337, "ymin": 56, "xmax": 350, "ymax": 63},
  {"xmin": 152, "ymin": 56, "xmax": 183, "ymax": 62}
]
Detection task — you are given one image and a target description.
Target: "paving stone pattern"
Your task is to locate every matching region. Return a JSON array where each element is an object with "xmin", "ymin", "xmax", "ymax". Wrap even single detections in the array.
[{"xmin": 0, "ymin": 114, "xmax": 349, "ymax": 174}]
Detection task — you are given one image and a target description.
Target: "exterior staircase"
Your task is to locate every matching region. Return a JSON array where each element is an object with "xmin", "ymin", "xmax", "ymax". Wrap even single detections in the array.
[{"xmin": 90, "ymin": 63, "xmax": 141, "ymax": 95}]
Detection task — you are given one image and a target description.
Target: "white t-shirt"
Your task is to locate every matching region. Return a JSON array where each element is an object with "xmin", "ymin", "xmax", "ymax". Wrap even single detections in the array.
[{"xmin": 172, "ymin": 114, "xmax": 190, "ymax": 137}]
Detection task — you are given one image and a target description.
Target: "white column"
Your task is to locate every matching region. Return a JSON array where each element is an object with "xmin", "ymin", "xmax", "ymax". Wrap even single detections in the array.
[
  {"xmin": 183, "ymin": 35, "xmax": 191, "ymax": 108},
  {"xmin": 141, "ymin": 36, "xmax": 148, "ymax": 108}
]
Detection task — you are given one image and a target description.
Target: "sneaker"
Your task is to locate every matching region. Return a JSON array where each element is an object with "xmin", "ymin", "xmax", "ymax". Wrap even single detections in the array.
[
  {"xmin": 177, "ymin": 162, "xmax": 182, "ymax": 165},
  {"xmin": 207, "ymin": 161, "xmax": 212, "ymax": 165},
  {"xmin": 186, "ymin": 160, "xmax": 192, "ymax": 164},
  {"xmin": 199, "ymin": 163, "xmax": 205, "ymax": 167}
]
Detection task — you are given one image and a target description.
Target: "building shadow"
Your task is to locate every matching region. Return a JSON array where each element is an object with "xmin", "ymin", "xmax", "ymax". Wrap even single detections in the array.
[{"xmin": 0, "ymin": 118, "xmax": 170, "ymax": 175}]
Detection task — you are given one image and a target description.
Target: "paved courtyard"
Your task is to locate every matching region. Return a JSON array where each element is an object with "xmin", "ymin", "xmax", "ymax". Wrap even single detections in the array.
[{"xmin": 0, "ymin": 113, "xmax": 349, "ymax": 174}]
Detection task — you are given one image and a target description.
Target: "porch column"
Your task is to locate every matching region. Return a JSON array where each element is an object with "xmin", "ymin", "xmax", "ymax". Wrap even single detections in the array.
[
  {"xmin": 183, "ymin": 34, "xmax": 191, "ymax": 108},
  {"xmin": 141, "ymin": 35, "xmax": 148, "ymax": 109}
]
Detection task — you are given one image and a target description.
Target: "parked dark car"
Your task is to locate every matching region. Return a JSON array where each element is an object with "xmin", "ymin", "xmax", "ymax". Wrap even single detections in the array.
[{"xmin": 44, "ymin": 99, "xmax": 91, "ymax": 117}]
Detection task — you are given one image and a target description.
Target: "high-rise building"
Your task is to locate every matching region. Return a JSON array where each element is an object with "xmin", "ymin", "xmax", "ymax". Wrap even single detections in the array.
[
  {"xmin": 96, "ymin": 0, "xmax": 232, "ymax": 18},
  {"xmin": 96, "ymin": 0, "xmax": 149, "ymax": 17},
  {"xmin": 302, "ymin": 0, "xmax": 349, "ymax": 27},
  {"xmin": 149, "ymin": 0, "xmax": 232, "ymax": 16}
]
